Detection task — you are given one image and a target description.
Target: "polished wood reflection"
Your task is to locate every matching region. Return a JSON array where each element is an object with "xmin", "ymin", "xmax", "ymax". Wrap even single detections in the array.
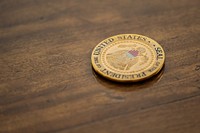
[{"xmin": 0, "ymin": 0, "xmax": 200, "ymax": 133}]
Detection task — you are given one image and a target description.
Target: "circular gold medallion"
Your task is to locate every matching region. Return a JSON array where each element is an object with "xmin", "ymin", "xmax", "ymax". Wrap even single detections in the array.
[{"xmin": 91, "ymin": 34, "xmax": 165, "ymax": 82}]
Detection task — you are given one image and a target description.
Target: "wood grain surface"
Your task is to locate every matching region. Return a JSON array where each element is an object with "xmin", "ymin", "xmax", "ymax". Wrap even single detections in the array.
[{"xmin": 0, "ymin": 0, "xmax": 200, "ymax": 133}]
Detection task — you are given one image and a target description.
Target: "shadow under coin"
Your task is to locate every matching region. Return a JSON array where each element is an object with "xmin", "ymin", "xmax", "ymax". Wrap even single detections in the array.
[{"xmin": 92, "ymin": 65, "xmax": 165, "ymax": 92}]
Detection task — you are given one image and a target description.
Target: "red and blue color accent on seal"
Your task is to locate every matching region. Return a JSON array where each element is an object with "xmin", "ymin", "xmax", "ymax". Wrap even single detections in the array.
[{"xmin": 126, "ymin": 50, "xmax": 139, "ymax": 58}]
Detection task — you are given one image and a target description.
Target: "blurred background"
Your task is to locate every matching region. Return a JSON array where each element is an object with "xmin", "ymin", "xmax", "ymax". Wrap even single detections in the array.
[{"xmin": 0, "ymin": 0, "xmax": 199, "ymax": 133}]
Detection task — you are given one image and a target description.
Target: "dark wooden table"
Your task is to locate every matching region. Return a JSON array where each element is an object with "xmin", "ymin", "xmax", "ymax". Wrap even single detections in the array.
[{"xmin": 0, "ymin": 0, "xmax": 200, "ymax": 133}]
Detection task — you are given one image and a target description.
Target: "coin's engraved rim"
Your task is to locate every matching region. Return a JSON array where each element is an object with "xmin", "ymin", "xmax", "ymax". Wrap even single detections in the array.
[{"xmin": 91, "ymin": 34, "xmax": 165, "ymax": 82}]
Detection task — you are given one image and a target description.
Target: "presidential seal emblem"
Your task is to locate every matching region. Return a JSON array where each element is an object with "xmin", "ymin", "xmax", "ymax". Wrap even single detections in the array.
[{"xmin": 91, "ymin": 34, "xmax": 165, "ymax": 82}]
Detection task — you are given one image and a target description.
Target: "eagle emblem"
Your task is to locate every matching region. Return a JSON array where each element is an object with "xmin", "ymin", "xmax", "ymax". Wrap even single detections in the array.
[{"xmin": 106, "ymin": 46, "xmax": 148, "ymax": 71}]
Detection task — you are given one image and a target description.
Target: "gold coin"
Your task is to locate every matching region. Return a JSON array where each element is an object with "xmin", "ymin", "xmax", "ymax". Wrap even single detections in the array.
[{"xmin": 91, "ymin": 34, "xmax": 165, "ymax": 82}]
